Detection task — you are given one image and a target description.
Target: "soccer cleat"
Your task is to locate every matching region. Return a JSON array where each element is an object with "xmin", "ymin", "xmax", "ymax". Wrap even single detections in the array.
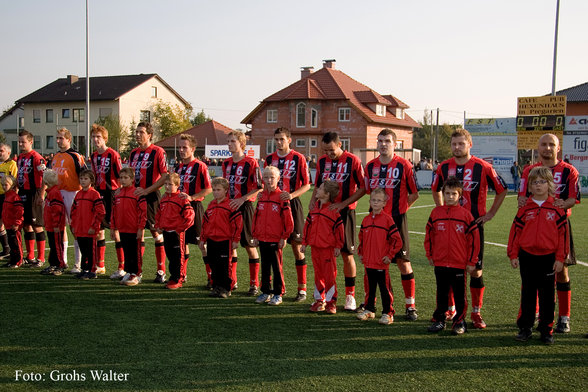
[
  {"xmin": 540, "ymin": 333, "xmax": 554, "ymax": 345},
  {"xmin": 125, "ymin": 274, "xmax": 140, "ymax": 286},
  {"xmin": 247, "ymin": 285, "xmax": 259, "ymax": 296},
  {"xmin": 255, "ymin": 293, "xmax": 272, "ymax": 304},
  {"xmin": 40, "ymin": 266, "xmax": 56, "ymax": 275},
  {"xmin": 354, "ymin": 303, "xmax": 366, "ymax": 313},
  {"xmin": 428, "ymin": 321, "xmax": 446, "ymax": 333},
  {"xmin": 231, "ymin": 282, "xmax": 238, "ymax": 291},
  {"xmin": 309, "ymin": 301, "xmax": 326, "ymax": 312},
  {"xmin": 471, "ymin": 312, "xmax": 487, "ymax": 329},
  {"xmin": 30, "ymin": 260, "xmax": 45, "ymax": 268},
  {"xmin": 110, "ymin": 269, "xmax": 126, "ymax": 280},
  {"xmin": 209, "ymin": 287, "xmax": 220, "ymax": 297},
  {"xmin": 7, "ymin": 263, "xmax": 19, "ymax": 269},
  {"xmin": 452, "ymin": 321, "xmax": 467, "ymax": 335},
  {"xmin": 356, "ymin": 310, "xmax": 376, "ymax": 321},
  {"xmin": 406, "ymin": 307, "xmax": 418, "ymax": 321},
  {"xmin": 294, "ymin": 291, "xmax": 307, "ymax": 302},
  {"xmin": 205, "ymin": 278, "xmax": 213, "ymax": 290},
  {"xmin": 75, "ymin": 271, "xmax": 87, "ymax": 279},
  {"xmin": 69, "ymin": 267, "xmax": 81, "ymax": 275},
  {"xmin": 445, "ymin": 309, "xmax": 456, "ymax": 321},
  {"xmin": 325, "ymin": 301, "xmax": 337, "ymax": 314},
  {"xmin": 95, "ymin": 266, "xmax": 106, "ymax": 275},
  {"xmin": 23, "ymin": 257, "xmax": 36, "ymax": 266},
  {"xmin": 515, "ymin": 328, "xmax": 532, "ymax": 342},
  {"xmin": 268, "ymin": 295, "xmax": 283, "ymax": 306},
  {"xmin": 344, "ymin": 295, "xmax": 356, "ymax": 311},
  {"xmin": 153, "ymin": 271, "xmax": 166, "ymax": 283},
  {"xmin": 0, "ymin": 250, "xmax": 10, "ymax": 260},
  {"xmin": 166, "ymin": 280, "xmax": 183, "ymax": 290},
  {"xmin": 218, "ymin": 288, "xmax": 230, "ymax": 299},
  {"xmin": 81, "ymin": 272, "xmax": 97, "ymax": 280},
  {"xmin": 51, "ymin": 268, "xmax": 64, "ymax": 276},
  {"xmin": 120, "ymin": 273, "xmax": 131, "ymax": 284},
  {"xmin": 554, "ymin": 316, "xmax": 570, "ymax": 333},
  {"xmin": 379, "ymin": 314, "xmax": 394, "ymax": 325}
]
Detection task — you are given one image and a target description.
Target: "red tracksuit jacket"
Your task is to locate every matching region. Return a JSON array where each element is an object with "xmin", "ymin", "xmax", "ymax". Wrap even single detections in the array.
[
  {"xmin": 358, "ymin": 211, "xmax": 403, "ymax": 269},
  {"xmin": 155, "ymin": 191, "xmax": 195, "ymax": 233},
  {"xmin": 43, "ymin": 185, "xmax": 66, "ymax": 231},
  {"xmin": 252, "ymin": 188, "xmax": 294, "ymax": 243},
  {"xmin": 111, "ymin": 186, "xmax": 147, "ymax": 234},
  {"xmin": 507, "ymin": 197, "xmax": 569, "ymax": 262},
  {"xmin": 71, "ymin": 187, "xmax": 106, "ymax": 237},
  {"xmin": 201, "ymin": 197, "xmax": 243, "ymax": 243},
  {"xmin": 2, "ymin": 189, "xmax": 24, "ymax": 228},
  {"xmin": 302, "ymin": 201, "xmax": 344, "ymax": 249},
  {"xmin": 425, "ymin": 204, "xmax": 480, "ymax": 269}
]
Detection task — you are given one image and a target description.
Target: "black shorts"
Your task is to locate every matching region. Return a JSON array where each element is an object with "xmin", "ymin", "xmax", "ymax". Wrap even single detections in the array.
[
  {"xmin": 475, "ymin": 224, "xmax": 485, "ymax": 270},
  {"xmin": 566, "ymin": 219, "xmax": 576, "ymax": 266},
  {"xmin": 392, "ymin": 214, "xmax": 410, "ymax": 262},
  {"xmin": 98, "ymin": 189, "xmax": 115, "ymax": 230},
  {"xmin": 239, "ymin": 201, "xmax": 256, "ymax": 248},
  {"xmin": 19, "ymin": 190, "xmax": 44, "ymax": 227},
  {"xmin": 287, "ymin": 197, "xmax": 304, "ymax": 244},
  {"xmin": 145, "ymin": 191, "xmax": 161, "ymax": 231},
  {"xmin": 185, "ymin": 200, "xmax": 204, "ymax": 244},
  {"xmin": 340, "ymin": 208, "xmax": 356, "ymax": 255}
]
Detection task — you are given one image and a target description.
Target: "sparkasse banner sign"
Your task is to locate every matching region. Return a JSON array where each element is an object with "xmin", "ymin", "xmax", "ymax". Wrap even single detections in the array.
[
  {"xmin": 517, "ymin": 96, "xmax": 566, "ymax": 116},
  {"xmin": 205, "ymin": 145, "xmax": 260, "ymax": 159}
]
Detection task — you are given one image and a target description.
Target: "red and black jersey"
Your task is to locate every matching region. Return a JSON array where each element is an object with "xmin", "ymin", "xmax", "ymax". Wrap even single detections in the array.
[
  {"xmin": 252, "ymin": 188, "xmax": 294, "ymax": 243},
  {"xmin": 129, "ymin": 144, "xmax": 167, "ymax": 189},
  {"xmin": 364, "ymin": 155, "xmax": 418, "ymax": 216},
  {"xmin": 43, "ymin": 185, "xmax": 66, "ymax": 230},
  {"xmin": 174, "ymin": 158, "xmax": 211, "ymax": 201},
  {"xmin": 265, "ymin": 150, "xmax": 310, "ymax": 194},
  {"xmin": 155, "ymin": 191, "xmax": 195, "ymax": 233},
  {"xmin": 111, "ymin": 186, "xmax": 147, "ymax": 233},
  {"xmin": 91, "ymin": 148, "xmax": 122, "ymax": 191},
  {"xmin": 70, "ymin": 187, "xmax": 106, "ymax": 237},
  {"xmin": 17, "ymin": 150, "xmax": 46, "ymax": 191},
  {"xmin": 519, "ymin": 161, "xmax": 580, "ymax": 210},
  {"xmin": 431, "ymin": 156, "xmax": 507, "ymax": 219},
  {"xmin": 201, "ymin": 197, "xmax": 243, "ymax": 243},
  {"xmin": 315, "ymin": 151, "xmax": 365, "ymax": 209},
  {"xmin": 425, "ymin": 204, "xmax": 480, "ymax": 269},
  {"xmin": 507, "ymin": 197, "xmax": 569, "ymax": 262},
  {"xmin": 358, "ymin": 211, "xmax": 402, "ymax": 269},
  {"xmin": 302, "ymin": 201, "xmax": 344, "ymax": 249},
  {"xmin": 2, "ymin": 189, "xmax": 24, "ymax": 228},
  {"xmin": 222, "ymin": 156, "xmax": 261, "ymax": 201}
]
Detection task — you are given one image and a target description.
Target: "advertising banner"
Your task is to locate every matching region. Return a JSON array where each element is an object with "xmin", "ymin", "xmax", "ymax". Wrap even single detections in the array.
[
  {"xmin": 517, "ymin": 96, "xmax": 566, "ymax": 116},
  {"xmin": 565, "ymin": 115, "xmax": 588, "ymax": 131},
  {"xmin": 563, "ymin": 130, "xmax": 588, "ymax": 194},
  {"xmin": 205, "ymin": 145, "xmax": 260, "ymax": 160}
]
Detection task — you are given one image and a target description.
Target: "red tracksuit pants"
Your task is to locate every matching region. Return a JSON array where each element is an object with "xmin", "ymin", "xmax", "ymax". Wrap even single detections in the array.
[{"xmin": 311, "ymin": 246, "xmax": 337, "ymax": 303}]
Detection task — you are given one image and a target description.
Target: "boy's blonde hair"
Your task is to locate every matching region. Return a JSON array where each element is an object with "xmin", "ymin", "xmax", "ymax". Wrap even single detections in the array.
[
  {"xmin": 370, "ymin": 187, "xmax": 387, "ymax": 199},
  {"xmin": 322, "ymin": 180, "xmax": 339, "ymax": 203},
  {"xmin": 57, "ymin": 127, "xmax": 73, "ymax": 141},
  {"xmin": 43, "ymin": 169, "xmax": 59, "ymax": 187},
  {"xmin": 211, "ymin": 177, "xmax": 229, "ymax": 191},
  {"xmin": 228, "ymin": 131, "xmax": 247, "ymax": 150},
  {"xmin": 165, "ymin": 173, "xmax": 181, "ymax": 187},
  {"xmin": 263, "ymin": 165, "xmax": 280, "ymax": 178},
  {"xmin": 528, "ymin": 166, "xmax": 555, "ymax": 196},
  {"xmin": 2, "ymin": 174, "xmax": 16, "ymax": 191},
  {"xmin": 119, "ymin": 167, "xmax": 134, "ymax": 179}
]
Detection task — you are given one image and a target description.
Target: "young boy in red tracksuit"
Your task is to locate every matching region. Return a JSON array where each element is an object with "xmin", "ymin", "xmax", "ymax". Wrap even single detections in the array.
[
  {"xmin": 155, "ymin": 173, "xmax": 195, "ymax": 290},
  {"xmin": 199, "ymin": 177, "xmax": 243, "ymax": 299},
  {"xmin": 252, "ymin": 166, "xmax": 294, "ymax": 306},
  {"xmin": 301, "ymin": 180, "xmax": 344, "ymax": 314},
  {"xmin": 508, "ymin": 166, "xmax": 568, "ymax": 345},
  {"xmin": 41, "ymin": 170, "xmax": 67, "ymax": 276},
  {"xmin": 70, "ymin": 169, "xmax": 106, "ymax": 280},
  {"xmin": 1, "ymin": 175, "xmax": 24, "ymax": 268},
  {"xmin": 356, "ymin": 188, "xmax": 403, "ymax": 325},
  {"xmin": 425, "ymin": 177, "xmax": 480, "ymax": 335},
  {"xmin": 111, "ymin": 167, "xmax": 147, "ymax": 286}
]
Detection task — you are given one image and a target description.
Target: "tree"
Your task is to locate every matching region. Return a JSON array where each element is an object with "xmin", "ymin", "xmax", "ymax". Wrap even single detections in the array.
[
  {"xmin": 94, "ymin": 114, "xmax": 127, "ymax": 152},
  {"xmin": 121, "ymin": 120, "xmax": 139, "ymax": 159},
  {"xmin": 153, "ymin": 100, "xmax": 193, "ymax": 140},
  {"xmin": 191, "ymin": 109, "xmax": 212, "ymax": 126},
  {"xmin": 413, "ymin": 110, "xmax": 455, "ymax": 162}
]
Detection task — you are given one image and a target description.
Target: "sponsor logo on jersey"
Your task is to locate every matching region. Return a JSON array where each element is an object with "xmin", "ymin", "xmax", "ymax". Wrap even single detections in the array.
[
  {"xmin": 462, "ymin": 181, "xmax": 479, "ymax": 192},
  {"xmin": 227, "ymin": 175, "xmax": 247, "ymax": 185},
  {"xmin": 322, "ymin": 172, "xmax": 349, "ymax": 183},
  {"xmin": 369, "ymin": 178, "xmax": 400, "ymax": 189},
  {"xmin": 546, "ymin": 211, "xmax": 555, "ymax": 221},
  {"xmin": 437, "ymin": 222, "xmax": 446, "ymax": 231}
]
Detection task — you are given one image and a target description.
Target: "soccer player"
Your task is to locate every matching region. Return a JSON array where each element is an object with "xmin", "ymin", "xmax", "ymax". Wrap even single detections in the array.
[
  {"xmin": 0, "ymin": 143, "xmax": 18, "ymax": 258},
  {"xmin": 310, "ymin": 131, "xmax": 365, "ymax": 311},
  {"xmin": 363, "ymin": 129, "xmax": 419, "ymax": 320},
  {"xmin": 16, "ymin": 130, "xmax": 47, "ymax": 268},
  {"xmin": 90, "ymin": 124, "xmax": 123, "ymax": 277},
  {"xmin": 518, "ymin": 133, "xmax": 580, "ymax": 334},
  {"xmin": 174, "ymin": 134, "xmax": 212, "ymax": 287},
  {"xmin": 264, "ymin": 127, "xmax": 311, "ymax": 301},
  {"xmin": 129, "ymin": 122, "xmax": 168, "ymax": 283},
  {"xmin": 222, "ymin": 131, "xmax": 262, "ymax": 295},
  {"xmin": 431, "ymin": 128, "xmax": 507, "ymax": 329},
  {"xmin": 1, "ymin": 175, "xmax": 24, "ymax": 268}
]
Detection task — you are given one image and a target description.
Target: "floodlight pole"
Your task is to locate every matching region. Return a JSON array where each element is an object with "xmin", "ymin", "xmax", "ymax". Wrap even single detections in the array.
[
  {"xmin": 551, "ymin": 0, "xmax": 560, "ymax": 96},
  {"xmin": 85, "ymin": 0, "xmax": 91, "ymax": 158}
]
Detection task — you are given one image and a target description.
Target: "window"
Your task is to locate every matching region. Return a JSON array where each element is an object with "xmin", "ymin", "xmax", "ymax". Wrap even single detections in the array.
[
  {"xmin": 395, "ymin": 108, "xmax": 404, "ymax": 119},
  {"xmin": 341, "ymin": 138, "xmax": 350, "ymax": 152},
  {"xmin": 99, "ymin": 108, "xmax": 112, "ymax": 118},
  {"xmin": 376, "ymin": 104, "xmax": 386, "ymax": 117},
  {"xmin": 46, "ymin": 109, "xmax": 54, "ymax": 123},
  {"xmin": 311, "ymin": 108, "xmax": 318, "ymax": 128},
  {"xmin": 140, "ymin": 110, "xmax": 151, "ymax": 122},
  {"xmin": 73, "ymin": 108, "xmax": 85, "ymax": 123},
  {"xmin": 338, "ymin": 107, "xmax": 351, "ymax": 122},
  {"xmin": 266, "ymin": 139, "xmax": 276, "ymax": 155},
  {"xmin": 33, "ymin": 110, "xmax": 41, "ymax": 123},
  {"xmin": 310, "ymin": 138, "xmax": 318, "ymax": 148},
  {"xmin": 33, "ymin": 136, "xmax": 41, "ymax": 149},
  {"xmin": 151, "ymin": 86, "xmax": 157, "ymax": 98},
  {"xmin": 396, "ymin": 140, "xmax": 403, "ymax": 150},
  {"xmin": 267, "ymin": 109, "xmax": 278, "ymax": 123},
  {"xmin": 62, "ymin": 109, "xmax": 70, "ymax": 119},
  {"xmin": 296, "ymin": 139, "xmax": 306, "ymax": 148},
  {"xmin": 46, "ymin": 135, "xmax": 55, "ymax": 150},
  {"xmin": 296, "ymin": 102, "xmax": 306, "ymax": 127},
  {"xmin": 18, "ymin": 117, "xmax": 24, "ymax": 128}
]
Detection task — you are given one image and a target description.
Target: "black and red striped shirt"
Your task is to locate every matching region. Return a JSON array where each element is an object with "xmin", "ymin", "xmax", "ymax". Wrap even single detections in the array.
[
  {"xmin": 364, "ymin": 155, "xmax": 418, "ymax": 216},
  {"xmin": 315, "ymin": 151, "xmax": 364, "ymax": 209},
  {"xmin": 265, "ymin": 150, "xmax": 310, "ymax": 194},
  {"xmin": 174, "ymin": 158, "xmax": 211, "ymax": 202},
  {"xmin": 91, "ymin": 147, "xmax": 122, "ymax": 191},
  {"xmin": 519, "ymin": 161, "xmax": 580, "ymax": 205},
  {"xmin": 129, "ymin": 144, "xmax": 167, "ymax": 190},
  {"xmin": 222, "ymin": 156, "xmax": 261, "ymax": 201},
  {"xmin": 431, "ymin": 156, "xmax": 507, "ymax": 219},
  {"xmin": 17, "ymin": 150, "xmax": 46, "ymax": 191}
]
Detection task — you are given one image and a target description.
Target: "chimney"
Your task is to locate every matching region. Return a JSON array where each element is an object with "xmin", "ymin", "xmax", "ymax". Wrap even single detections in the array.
[
  {"xmin": 67, "ymin": 75, "xmax": 79, "ymax": 84},
  {"xmin": 322, "ymin": 59, "xmax": 336, "ymax": 69},
  {"xmin": 300, "ymin": 66, "xmax": 314, "ymax": 79}
]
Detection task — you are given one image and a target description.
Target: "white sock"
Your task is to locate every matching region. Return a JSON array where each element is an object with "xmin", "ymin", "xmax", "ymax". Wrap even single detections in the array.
[
  {"xmin": 63, "ymin": 241, "xmax": 69, "ymax": 266},
  {"xmin": 74, "ymin": 240, "xmax": 81, "ymax": 268}
]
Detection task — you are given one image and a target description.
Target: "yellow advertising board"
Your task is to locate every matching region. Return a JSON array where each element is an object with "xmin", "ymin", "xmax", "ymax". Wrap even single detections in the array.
[
  {"xmin": 517, "ymin": 130, "xmax": 563, "ymax": 150},
  {"xmin": 517, "ymin": 96, "xmax": 566, "ymax": 116}
]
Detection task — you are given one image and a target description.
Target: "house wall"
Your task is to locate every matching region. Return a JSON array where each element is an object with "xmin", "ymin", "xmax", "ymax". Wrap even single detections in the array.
[
  {"xmin": 0, "ymin": 106, "xmax": 25, "ymax": 155},
  {"xmin": 566, "ymin": 102, "xmax": 588, "ymax": 116}
]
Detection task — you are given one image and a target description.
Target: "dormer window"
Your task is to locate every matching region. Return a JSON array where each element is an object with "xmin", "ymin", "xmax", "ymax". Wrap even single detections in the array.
[
  {"xmin": 267, "ymin": 109, "xmax": 278, "ymax": 123},
  {"xmin": 395, "ymin": 108, "xmax": 404, "ymax": 119},
  {"xmin": 376, "ymin": 104, "xmax": 386, "ymax": 117}
]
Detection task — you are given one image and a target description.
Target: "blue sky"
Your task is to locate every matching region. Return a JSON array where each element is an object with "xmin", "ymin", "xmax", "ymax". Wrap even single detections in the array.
[{"xmin": 1, "ymin": 0, "xmax": 587, "ymax": 130}]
